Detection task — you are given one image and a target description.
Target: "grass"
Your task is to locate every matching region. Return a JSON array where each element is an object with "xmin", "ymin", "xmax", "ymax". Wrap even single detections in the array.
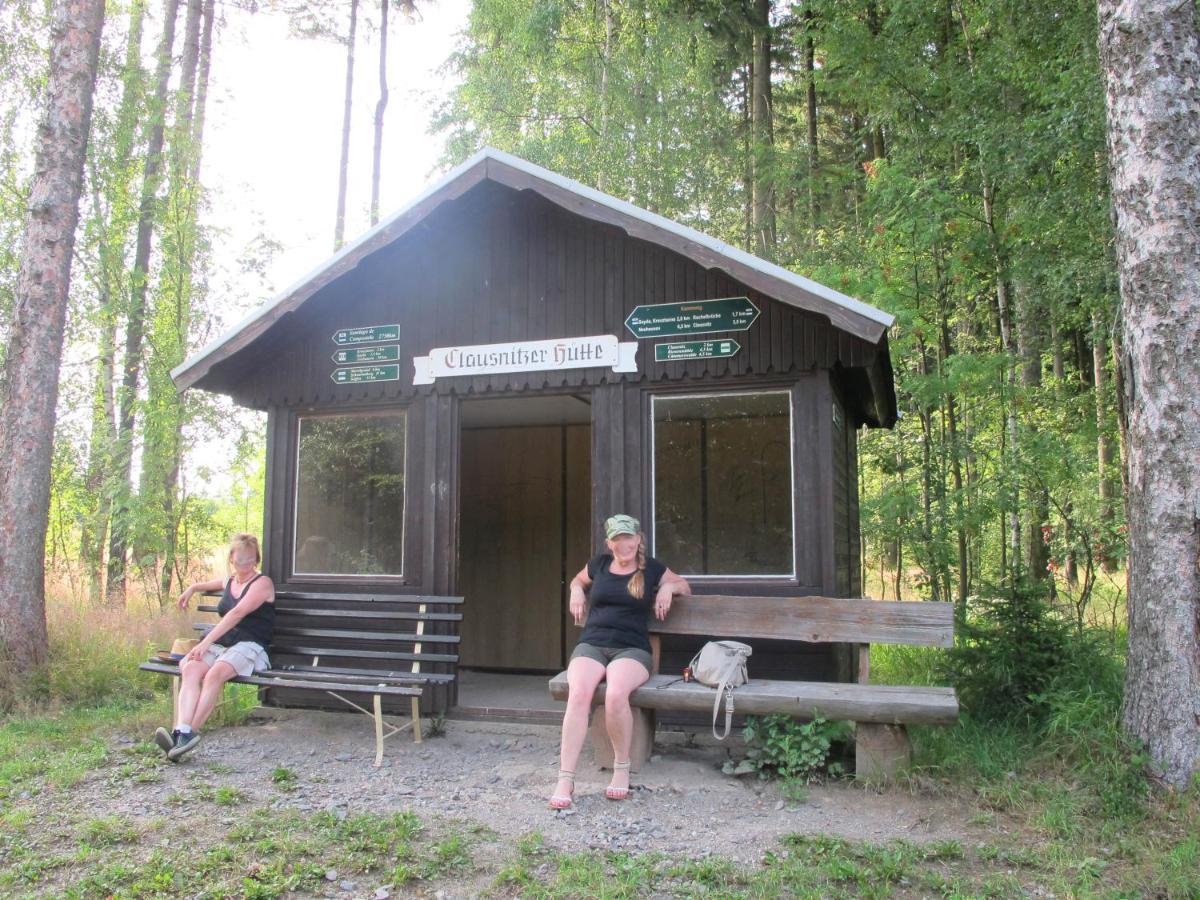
[{"xmin": 2, "ymin": 583, "xmax": 1198, "ymax": 897}]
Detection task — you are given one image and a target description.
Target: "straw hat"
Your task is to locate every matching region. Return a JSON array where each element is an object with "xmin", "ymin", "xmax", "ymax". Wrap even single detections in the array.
[{"xmin": 170, "ymin": 638, "xmax": 199, "ymax": 656}]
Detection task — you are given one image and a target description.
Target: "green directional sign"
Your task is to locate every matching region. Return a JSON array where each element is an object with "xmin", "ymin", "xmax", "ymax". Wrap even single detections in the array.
[
  {"xmin": 332, "ymin": 324, "xmax": 400, "ymax": 345},
  {"xmin": 331, "ymin": 364, "xmax": 401, "ymax": 385},
  {"xmin": 625, "ymin": 296, "xmax": 759, "ymax": 339},
  {"xmin": 654, "ymin": 339, "xmax": 741, "ymax": 362},
  {"xmin": 332, "ymin": 344, "xmax": 400, "ymax": 365}
]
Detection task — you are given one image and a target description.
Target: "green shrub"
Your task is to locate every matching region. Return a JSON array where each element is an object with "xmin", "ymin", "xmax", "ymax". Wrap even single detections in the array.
[
  {"xmin": 946, "ymin": 579, "xmax": 1074, "ymax": 723},
  {"xmin": 725, "ymin": 713, "xmax": 849, "ymax": 781}
]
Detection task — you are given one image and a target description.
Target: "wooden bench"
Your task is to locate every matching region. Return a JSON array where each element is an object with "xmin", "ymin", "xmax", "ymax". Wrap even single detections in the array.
[
  {"xmin": 548, "ymin": 594, "xmax": 958, "ymax": 778},
  {"xmin": 139, "ymin": 590, "xmax": 462, "ymax": 767}
]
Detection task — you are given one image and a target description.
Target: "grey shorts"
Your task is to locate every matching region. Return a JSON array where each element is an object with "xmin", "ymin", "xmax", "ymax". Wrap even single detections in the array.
[
  {"xmin": 196, "ymin": 641, "xmax": 270, "ymax": 677},
  {"xmin": 570, "ymin": 642, "xmax": 653, "ymax": 675}
]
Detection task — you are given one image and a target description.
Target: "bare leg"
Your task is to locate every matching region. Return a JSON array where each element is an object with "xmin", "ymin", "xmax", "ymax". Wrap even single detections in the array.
[
  {"xmin": 554, "ymin": 656, "xmax": 606, "ymax": 801},
  {"xmin": 175, "ymin": 659, "xmax": 211, "ymax": 726},
  {"xmin": 186, "ymin": 661, "xmax": 238, "ymax": 730},
  {"xmin": 603, "ymin": 658, "xmax": 650, "ymax": 794}
]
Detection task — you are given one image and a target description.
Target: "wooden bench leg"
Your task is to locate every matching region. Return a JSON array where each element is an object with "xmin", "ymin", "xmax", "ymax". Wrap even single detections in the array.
[
  {"xmin": 411, "ymin": 696, "xmax": 423, "ymax": 744},
  {"xmin": 588, "ymin": 706, "xmax": 655, "ymax": 773},
  {"xmin": 373, "ymin": 694, "xmax": 385, "ymax": 768},
  {"xmin": 855, "ymin": 723, "xmax": 910, "ymax": 780}
]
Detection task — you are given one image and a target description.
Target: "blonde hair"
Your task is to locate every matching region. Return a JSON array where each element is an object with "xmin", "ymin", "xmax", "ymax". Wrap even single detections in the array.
[
  {"xmin": 627, "ymin": 535, "xmax": 647, "ymax": 600},
  {"xmin": 228, "ymin": 533, "xmax": 261, "ymax": 566}
]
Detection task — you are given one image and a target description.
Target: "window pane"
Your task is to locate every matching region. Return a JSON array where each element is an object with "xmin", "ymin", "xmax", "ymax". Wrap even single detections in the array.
[
  {"xmin": 294, "ymin": 413, "xmax": 406, "ymax": 575},
  {"xmin": 653, "ymin": 392, "xmax": 793, "ymax": 576}
]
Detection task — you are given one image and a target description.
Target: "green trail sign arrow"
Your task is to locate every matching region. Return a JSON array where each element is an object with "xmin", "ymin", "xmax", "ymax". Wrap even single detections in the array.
[
  {"xmin": 654, "ymin": 339, "xmax": 741, "ymax": 362},
  {"xmin": 332, "ymin": 324, "xmax": 400, "ymax": 345},
  {"xmin": 624, "ymin": 296, "xmax": 759, "ymax": 339},
  {"xmin": 331, "ymin": 364, "xmax": 401, "ymax": 385},
  {"xmin": 332, "ymin": 344, "xmax": 400, "ymax": 365}
]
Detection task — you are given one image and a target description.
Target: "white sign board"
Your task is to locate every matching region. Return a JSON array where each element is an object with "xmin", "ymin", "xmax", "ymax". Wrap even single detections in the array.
[{"xmin": 413, "ymin": 335, "xmax": 637, "ymax": 385}]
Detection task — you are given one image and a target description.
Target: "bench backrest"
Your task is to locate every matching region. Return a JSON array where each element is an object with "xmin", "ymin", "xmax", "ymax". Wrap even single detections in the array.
[{"xmin": 648, "ymin": 594, "xmax": 954, "ymax": 648}]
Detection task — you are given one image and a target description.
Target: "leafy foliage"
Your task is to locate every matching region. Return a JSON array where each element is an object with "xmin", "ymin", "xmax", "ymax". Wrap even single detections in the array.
[{"xmin": 725, "ymin": 712, "xmax": 849, "ymax": 781}]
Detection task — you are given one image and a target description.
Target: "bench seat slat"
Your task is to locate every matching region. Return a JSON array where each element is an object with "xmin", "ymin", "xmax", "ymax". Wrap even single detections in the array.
[
  {"xmin": 196, "ymin": 604, "xmax": 462, "ymax": 622},
  {"xmin": 547, "ymin": 672, "xmax": 959, "ymax": 725},
  {"xmin": 200, "ymin": 591, "xmax": 464, "ymax": 605},
  {"xmin": 270, "ymin": 645, "xmax": 458, "ymax": 664},
  {"xmin": 193, "ymin": 624, "xmax": 459, "ymax": 644},
  {"xmin": 648, "ymin": 595, "xmax": 955, "ymax": 648},
  {"xmin": 269, "ymin": 667, "xmax": 454, "ymax": 685},
  {"xmin": 138, "ymin": 662, "xmax": 423, "ymax": 697}
]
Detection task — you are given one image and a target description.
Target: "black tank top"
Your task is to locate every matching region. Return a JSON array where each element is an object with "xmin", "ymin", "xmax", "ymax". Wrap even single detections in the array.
[{"xmin": 216, "ymin": 573, "xmax": 274, "ymax": 649}]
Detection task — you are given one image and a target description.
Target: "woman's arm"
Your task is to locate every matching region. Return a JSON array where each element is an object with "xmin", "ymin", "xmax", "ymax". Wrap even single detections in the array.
[
  {"xmin": 568, "ymin": 565, "xmax": 592, "ymax": 626},
  {"xmin": 653, "ymin": 567, "xmax": 690, "ymax": 620},
  {"xmin": 177, "ymin": 578, "xmax": 227, "ymax": 610},
  {"xmin": 186, "ymin": 578, "xmax": 275, "ymax": 660}
]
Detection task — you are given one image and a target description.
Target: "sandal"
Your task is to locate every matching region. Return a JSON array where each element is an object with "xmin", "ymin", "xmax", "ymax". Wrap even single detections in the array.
[
  {"xmin": 605, "ymin": 760, "xmax": 632, "ymax": 801},
  {"xmin": 549, "ymin": 769, "xmax": 575, "ymax": 810}
]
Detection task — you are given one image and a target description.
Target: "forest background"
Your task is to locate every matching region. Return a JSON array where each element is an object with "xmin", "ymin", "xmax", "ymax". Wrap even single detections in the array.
[
  {"xmin": 0, "ymin": 0, "xmax": 1126, "ymax": 626},
  {"xmin": 0, "ymin": 1, "xmax": 1197, "ymax": 892}
]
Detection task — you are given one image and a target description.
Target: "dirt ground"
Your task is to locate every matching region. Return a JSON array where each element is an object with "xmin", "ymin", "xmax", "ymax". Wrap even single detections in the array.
[{"xmin": 62, "ymin": 708, "xmax": 993, "ymax": 880}]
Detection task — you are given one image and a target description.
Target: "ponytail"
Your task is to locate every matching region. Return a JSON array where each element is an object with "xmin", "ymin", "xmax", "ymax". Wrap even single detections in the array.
[{"xmin": 627, "ymin": 535, "xmax": 647, "ymax": 599}]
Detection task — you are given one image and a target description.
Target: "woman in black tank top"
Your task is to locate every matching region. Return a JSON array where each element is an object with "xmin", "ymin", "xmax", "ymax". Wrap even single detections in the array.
[{"xmin": 151, "ymin": 533, "xmax": 275, "ymax": 761}]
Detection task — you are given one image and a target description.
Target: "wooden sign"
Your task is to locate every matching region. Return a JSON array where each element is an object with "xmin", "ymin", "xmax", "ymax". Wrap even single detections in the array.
[
  {"xmin": 625, "ymin": 297, "xmax": 759, "ymax": 339},
  {"xmin": 331, "ymin": 364, "xmax": 401, "ymax": 384},
  {"xmin": 332, "ymin": 324, "xmax": 400, "ymax": 345},
  {"xmin": 414, "ymin": 335, "xmax": 637, "ymax": 385},
  {"xmin": 332, "ymin": 345, "xmax": 400, "ymax": 365},
  {"xmin": 654, "ymin": 339, "xmax": 740, "ymax": 362}
]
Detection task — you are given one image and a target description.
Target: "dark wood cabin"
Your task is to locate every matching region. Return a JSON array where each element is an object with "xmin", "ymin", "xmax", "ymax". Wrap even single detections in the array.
[{"xmin": 174, "ymin": 148, "xmax": 898, "ymax": 716}]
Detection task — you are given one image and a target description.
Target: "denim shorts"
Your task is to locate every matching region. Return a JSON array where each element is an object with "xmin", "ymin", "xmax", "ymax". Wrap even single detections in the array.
[{"xmin": 570, "ymin": 642, "xmax": 653, "ymax": 675}]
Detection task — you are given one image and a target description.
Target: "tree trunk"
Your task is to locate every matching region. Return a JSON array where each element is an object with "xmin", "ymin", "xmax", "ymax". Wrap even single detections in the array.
[
  {"xmin": 1098, "ymin": 0, "xmax": 1200, "ymax": 788},
  {"xmin": 803, "ymin": 5, "xmax": 817, "ymax": 226},
  {"xmin": 106, "ymin": 0, "xmax": 181, "ymax": 606},
  {"xmin": 334, "ymin": 0, "xmax": 359, "ymax": 250},
  {"xmin": 749, "ymin": 0, "xmax": 775, "ymax": 258},
  {"xmin": 370, "ymin": 0, "xmax": 389, "ymax": 226},
  {"xmin": 1015, "ymin": 280, "xmax": 1049, "ymax": 580},
  {"xmin": 0, "ymin": 0, "xmax": 105, "ymax": 678},
  {"xmin": 1093, "ymin": 310, "xmax": 1116, "ymax": 571},
  {"xmin": 80, "ymin": 0, "xmax": 146, "ymax": 605}
]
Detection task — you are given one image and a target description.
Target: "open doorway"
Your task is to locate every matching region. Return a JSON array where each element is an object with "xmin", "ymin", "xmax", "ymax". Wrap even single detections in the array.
[{"xmin": 457, "ymin": 393, "xmax": 592, "ymax": 673}]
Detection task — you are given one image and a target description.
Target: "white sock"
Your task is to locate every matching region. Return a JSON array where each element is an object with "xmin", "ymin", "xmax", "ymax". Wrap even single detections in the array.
[{"xmin": 175, "ymin": 724, "xmax": 193, "ymax": 734}]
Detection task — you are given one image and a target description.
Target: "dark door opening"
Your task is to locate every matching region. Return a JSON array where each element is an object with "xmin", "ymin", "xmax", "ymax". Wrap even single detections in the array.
[{"xmin": 457, "ymin": 394, "xmax": 592, "ymax": 672}]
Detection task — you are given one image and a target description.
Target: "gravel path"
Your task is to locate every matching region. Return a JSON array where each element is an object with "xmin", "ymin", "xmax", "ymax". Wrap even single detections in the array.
[{"xmin": 72, "ymin": 707, "xmax": 982, "ymax": 870}]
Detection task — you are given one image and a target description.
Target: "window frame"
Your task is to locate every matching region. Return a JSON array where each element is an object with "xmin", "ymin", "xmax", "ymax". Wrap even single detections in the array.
[
  {"xmin": 290, "ymin": 407, "xmax": 410, "ymax": 581},
  {"xmin": 649, "ymin": 387, "xmax": 797, "ymax": 581}
]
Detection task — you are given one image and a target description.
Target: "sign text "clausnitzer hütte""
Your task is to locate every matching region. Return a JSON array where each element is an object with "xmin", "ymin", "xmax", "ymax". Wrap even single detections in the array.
[{"xmin": 413, "ymin": 335, "xmax": 637, "ymax": 385}]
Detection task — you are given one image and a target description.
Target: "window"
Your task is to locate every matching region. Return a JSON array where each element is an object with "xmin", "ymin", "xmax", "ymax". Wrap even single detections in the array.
[
  {"xmin": 652, "ymin": 391, "xmax": 794, "ymax": 577},
  {"xmin": 293, "ymin": 412, "xmax": 407, "ymax": 576}
]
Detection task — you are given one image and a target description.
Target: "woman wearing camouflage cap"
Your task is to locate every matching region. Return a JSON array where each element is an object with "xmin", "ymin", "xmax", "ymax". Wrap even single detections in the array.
[{"xmin": 550, "ymin": 514, "xmax": 690, "ymax": 809}]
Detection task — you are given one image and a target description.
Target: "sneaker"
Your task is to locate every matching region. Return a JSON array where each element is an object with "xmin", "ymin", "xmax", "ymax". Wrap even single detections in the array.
[
  {"xmin": 167, "ymin": 731, "xmax": 201, "ymax": 761},
  {"xmin": 153, "ymin": 727, "xmax": 175, "ymax": 755}
]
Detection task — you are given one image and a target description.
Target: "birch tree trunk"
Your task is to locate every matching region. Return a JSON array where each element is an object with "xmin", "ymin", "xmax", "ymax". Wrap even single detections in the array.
[
  {"xmin": 1098, "ymin": 0, "xmax": 1200, "ymax": 788},
  {"xmin": 106, "ymin": 0, "xmax": 181, "ymax": 605},
  {"xmin": 334, "ymin": 0, "xmax": 359, "ymax": 250},
  {"xmin": 370, "ymin": 0, "xmax": 388, "ymax": 227},
  {"xmin": 0, "ymin": 0, "xmax": 105, "ymax": 677}
]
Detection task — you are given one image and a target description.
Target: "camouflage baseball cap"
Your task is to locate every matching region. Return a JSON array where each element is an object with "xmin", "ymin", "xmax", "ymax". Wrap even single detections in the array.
[{"xmin": 605, "ymin": 514, "xmax": 641, "ymax": 539}]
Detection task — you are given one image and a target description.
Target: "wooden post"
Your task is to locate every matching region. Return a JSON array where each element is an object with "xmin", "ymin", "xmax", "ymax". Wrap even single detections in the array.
[{"xmin": 589, "ymin": 705, "xmax": 654, "ymax": 772}]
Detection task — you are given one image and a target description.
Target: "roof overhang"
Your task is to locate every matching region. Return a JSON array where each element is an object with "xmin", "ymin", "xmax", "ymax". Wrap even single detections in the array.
[{"xmin": 173, "ymin": 147, "xmax": 894, "ymax": 393}]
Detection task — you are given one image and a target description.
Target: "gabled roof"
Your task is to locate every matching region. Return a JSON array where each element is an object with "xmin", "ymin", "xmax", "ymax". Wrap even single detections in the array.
[{"xmin": 172, "ymin": 147, "xmax": 894, "ymax": 392}]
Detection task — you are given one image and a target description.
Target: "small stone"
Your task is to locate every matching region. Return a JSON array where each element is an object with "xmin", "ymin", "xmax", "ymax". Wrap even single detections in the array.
[
  {"xmin": 393, "ymin": 785, "xmax": 414, "ymax": 795},
  {"xmin": 374, "ymin": 890, "xmax": 390, "ymax": 900},
  {"xmin": 325, "ymin": 870, "xmax": 338, "ymax": 882},
  {"xmin": 775, "ymin": 800, "xmax": 785, "ymax": 811},
  {"xmin": 340, "ymin": 880, "xmax": 355, "ymax": 891},
  {"xmin": 335, "ymin": 754, "xmax": 353, "ymax": 762}
]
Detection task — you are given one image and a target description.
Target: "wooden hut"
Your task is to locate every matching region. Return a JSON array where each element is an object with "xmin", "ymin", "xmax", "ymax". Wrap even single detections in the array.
[{"xmin": 174, "ymin": 148, "xmax": 897, "ymax": 715}]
